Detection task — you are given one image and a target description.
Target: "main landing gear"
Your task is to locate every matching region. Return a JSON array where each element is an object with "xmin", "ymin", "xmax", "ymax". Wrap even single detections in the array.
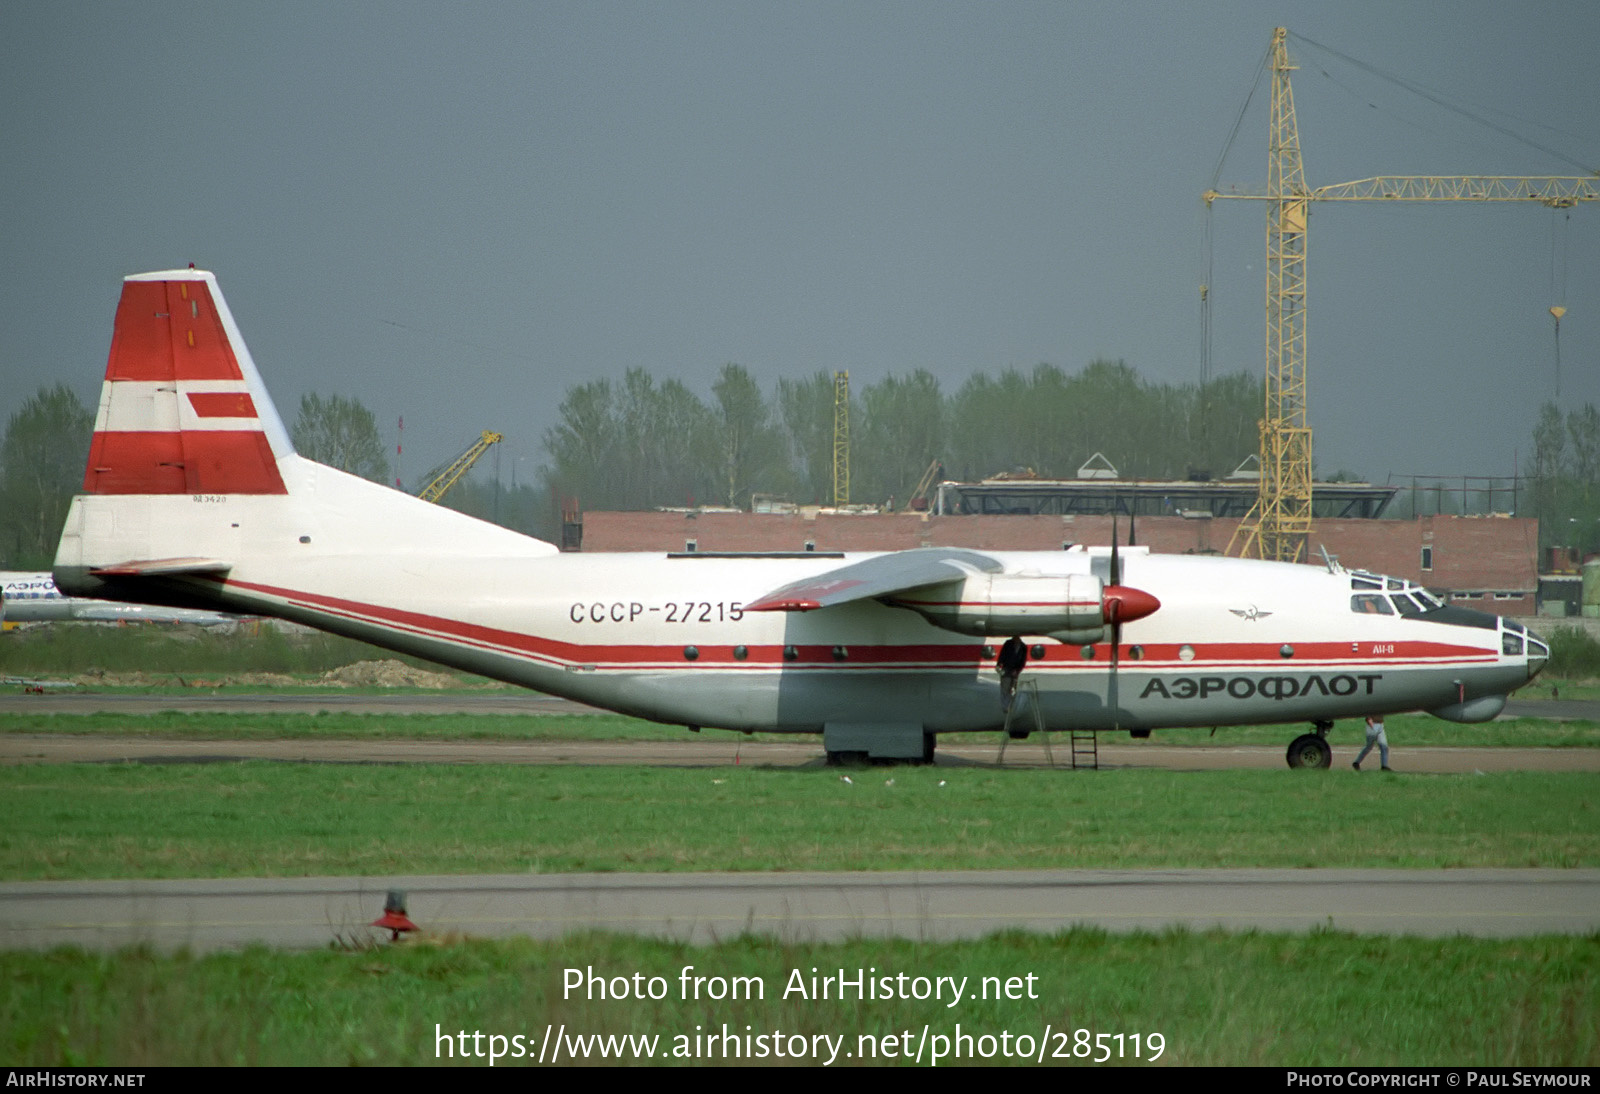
[
  {"xmin": 1285, "ymin": 721, "xmax": 1334, "ymax": 770},
  {"xmin": 825, "ymin": 732, "xmax": 937, "ymax": 766}
]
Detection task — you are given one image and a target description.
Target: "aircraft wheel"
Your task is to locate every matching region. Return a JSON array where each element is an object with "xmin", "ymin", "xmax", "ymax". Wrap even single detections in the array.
[
  {"xmin": 1007, "ymin": 729, "xmax": 1030, "ymax": 740},
  {"xmin": 922, "ymin": 733, "xmax": 936, "ymax": 764},
  {"xmin": 1285, "ymin": 733, "xmax": 1332, "ymax": 770},
  {"xmin": 826, "ymin": 749, "xmax": 868, "ymax": 766}
]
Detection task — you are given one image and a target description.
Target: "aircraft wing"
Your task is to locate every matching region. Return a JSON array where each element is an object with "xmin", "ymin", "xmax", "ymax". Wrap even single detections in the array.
[{"xmin": 744, "ymin": 547, "xmax": 1002, "ymax": 612}]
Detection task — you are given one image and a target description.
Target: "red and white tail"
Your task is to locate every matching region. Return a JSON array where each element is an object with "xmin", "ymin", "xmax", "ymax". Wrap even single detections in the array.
[
  {"xmin": 85, "ymin": 270, "xmax": 291, "ymax": 495},
  {"xmin": 58, "ymin": 269, "xmax": 556, "ymax": 608}
]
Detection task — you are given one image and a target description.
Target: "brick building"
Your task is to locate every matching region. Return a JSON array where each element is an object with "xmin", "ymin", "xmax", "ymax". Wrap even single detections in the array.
[{"xmin": 579, "ymin": 510, "xmax": 1540, "ymax": 615}]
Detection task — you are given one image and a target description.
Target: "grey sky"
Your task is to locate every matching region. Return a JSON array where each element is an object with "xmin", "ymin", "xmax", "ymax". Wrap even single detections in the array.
[{"xmin": 2, "ymin": 1, "xmax": 1595, "ymax": 494}]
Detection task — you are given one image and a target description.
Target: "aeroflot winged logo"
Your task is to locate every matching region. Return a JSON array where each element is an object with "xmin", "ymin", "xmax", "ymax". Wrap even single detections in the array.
[{"xmin": 1229, "ymin": 605, "xmax": 1273, "ymax": 622}]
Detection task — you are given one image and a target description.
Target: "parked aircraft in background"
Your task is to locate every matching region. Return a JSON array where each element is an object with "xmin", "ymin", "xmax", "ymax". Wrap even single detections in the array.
[
  {"xmin": 2, "ymin": 571, "xmax": 239, "ymax": 626},
  {"xmin": 51, "ymin": 271, "xmax": 1547, "ymax": 766}
]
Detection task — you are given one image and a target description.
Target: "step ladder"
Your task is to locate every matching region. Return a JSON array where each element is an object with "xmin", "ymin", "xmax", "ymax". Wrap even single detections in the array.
[
  {"xmin": 996, "ymin": 678, "xmax": 1054, "ymax": 767},
  {"xmin": 1068, "ymin": 729, "xmax": 1099, "ymax": 770}
]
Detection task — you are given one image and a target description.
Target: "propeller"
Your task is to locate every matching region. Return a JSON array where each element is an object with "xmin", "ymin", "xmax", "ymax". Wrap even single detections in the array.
[
  {"xmin": 1109, "ymin": 511, "xmax": 1122, "ymax": 729},
  {"xmin": 1102, "ymin": 506, "xmax": 1161, "ymax": 731}
]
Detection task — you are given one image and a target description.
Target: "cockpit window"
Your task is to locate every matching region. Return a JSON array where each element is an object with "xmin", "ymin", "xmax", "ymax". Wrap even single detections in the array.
[
  {"xmin": 1502, "ymin": 632, "xmax": 1524, "ymax": 656},
  {"xmin": 1351, "ymin": 573, "xmax": 1446, "ymax": 615}
]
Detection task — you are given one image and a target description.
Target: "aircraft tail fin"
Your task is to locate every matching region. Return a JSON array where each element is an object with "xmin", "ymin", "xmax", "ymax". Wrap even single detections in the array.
[
  {"xmin": 59, "ymin": 269, "xmax": 558, "ymax": 608},
  {"xmin": 85, "ymin": 270, "xmax": 293, "ymax": 496}
]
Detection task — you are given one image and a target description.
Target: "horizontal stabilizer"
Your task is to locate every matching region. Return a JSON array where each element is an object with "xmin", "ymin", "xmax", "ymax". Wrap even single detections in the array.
[
  {"xmin": 745, "ymin": 547, "xmax": 1003, "ymax": 611},
  {"xmin": 88, "ymin": 557, "xmax": 232, "ymax": 578}
]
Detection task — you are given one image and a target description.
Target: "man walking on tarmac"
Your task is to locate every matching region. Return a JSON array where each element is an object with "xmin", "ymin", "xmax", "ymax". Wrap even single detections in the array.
[{"xmin": 1353, "ymin": 713, "xmax": 1392, "ymax": 771}]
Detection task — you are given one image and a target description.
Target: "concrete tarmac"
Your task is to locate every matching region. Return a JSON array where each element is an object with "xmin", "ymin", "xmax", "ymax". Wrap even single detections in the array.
[
  {"xmin": 4, "ymin": 869, "xmax": 1596, "ymax": 952},
  {"xmin": 4, "ymin": 734, "xmax": 1600, "ymax": 771},
  {"xmin": 2, "ymin": 691, "xmax": 1597, "ymax": 719}
]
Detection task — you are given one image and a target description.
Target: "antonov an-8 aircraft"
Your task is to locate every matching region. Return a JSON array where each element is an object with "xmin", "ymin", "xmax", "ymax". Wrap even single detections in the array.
[{"xmin": 53, "ymin": 270, "xmax": 1548, "ymax": 767}]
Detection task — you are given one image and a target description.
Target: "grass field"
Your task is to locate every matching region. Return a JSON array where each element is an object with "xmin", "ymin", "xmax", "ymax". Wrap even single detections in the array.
[
  {"xmin": 3, "ymin": 931, "xmax": 1595, "ymax": 1066},
  {"xmin": 2, "ymin": 763, "xmax": 1594, "ymax": 880}
]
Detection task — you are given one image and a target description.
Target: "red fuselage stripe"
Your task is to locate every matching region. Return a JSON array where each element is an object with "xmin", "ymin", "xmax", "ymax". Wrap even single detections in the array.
[{"xmin": 217, "ymin": 577, "xmax": 1496, "ymax": 670}]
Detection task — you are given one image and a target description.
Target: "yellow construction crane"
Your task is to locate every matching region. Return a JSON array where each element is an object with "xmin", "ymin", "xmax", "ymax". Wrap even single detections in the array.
[
  {"xmin": 416, "ymin": 429, "xmax": 504, "ymax": 504},
  {"xmin": 832, "ymin": 370, "xmax": 850, "ymax": 506},
  {"xmin": 1207, "ymin": 27, "xmax": 1598, "ymax": 563}
]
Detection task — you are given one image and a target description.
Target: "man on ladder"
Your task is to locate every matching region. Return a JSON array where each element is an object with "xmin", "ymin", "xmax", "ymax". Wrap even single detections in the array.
[{"xmin": 997, "ymin": 636, "xmax": 1028, "ymax": 712}]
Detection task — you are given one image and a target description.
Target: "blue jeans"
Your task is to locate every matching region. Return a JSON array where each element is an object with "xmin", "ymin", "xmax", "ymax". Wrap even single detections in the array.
[{"xmin": 1355, "ymin": 725, "xmax": 1389, "ymax": 767}]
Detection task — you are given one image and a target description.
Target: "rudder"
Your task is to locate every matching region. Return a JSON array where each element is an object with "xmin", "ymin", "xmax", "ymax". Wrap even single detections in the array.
[{"xmin": 85, "ymin": 270, "xmax": 292, "ymax": 495}]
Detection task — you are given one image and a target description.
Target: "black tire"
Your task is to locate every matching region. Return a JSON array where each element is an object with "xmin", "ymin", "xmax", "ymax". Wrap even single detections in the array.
[{"xmin": 1286, "ymin": 733, "xmax": 1332, "ymax": 770}]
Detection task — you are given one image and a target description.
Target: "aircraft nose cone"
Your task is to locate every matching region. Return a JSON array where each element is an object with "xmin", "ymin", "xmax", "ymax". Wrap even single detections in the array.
[{"xmin": 1104, "ymin": 585, "xmax": 1160, "ymax": 623}]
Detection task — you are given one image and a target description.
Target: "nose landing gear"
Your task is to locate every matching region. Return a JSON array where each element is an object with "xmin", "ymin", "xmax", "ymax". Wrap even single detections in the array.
[{"xmin": 1285, "ymin": 720, "xmax": 1334, "ymax": 770}]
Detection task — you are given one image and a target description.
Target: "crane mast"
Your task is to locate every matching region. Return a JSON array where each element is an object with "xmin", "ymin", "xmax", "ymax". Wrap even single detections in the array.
[
  {"xmin": 1249, "ymin": 26, "xmax": 1313, "ymax": 563},
  {"xmin": 1211, "ymin": 27, "xmax": 1598, "ymax": 563}
]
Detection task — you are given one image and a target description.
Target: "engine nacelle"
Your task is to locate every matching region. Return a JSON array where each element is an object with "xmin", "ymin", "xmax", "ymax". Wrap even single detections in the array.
[{"xmin": 891, "ymin": 572, "xmax": 1109, "ymax": 642}]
